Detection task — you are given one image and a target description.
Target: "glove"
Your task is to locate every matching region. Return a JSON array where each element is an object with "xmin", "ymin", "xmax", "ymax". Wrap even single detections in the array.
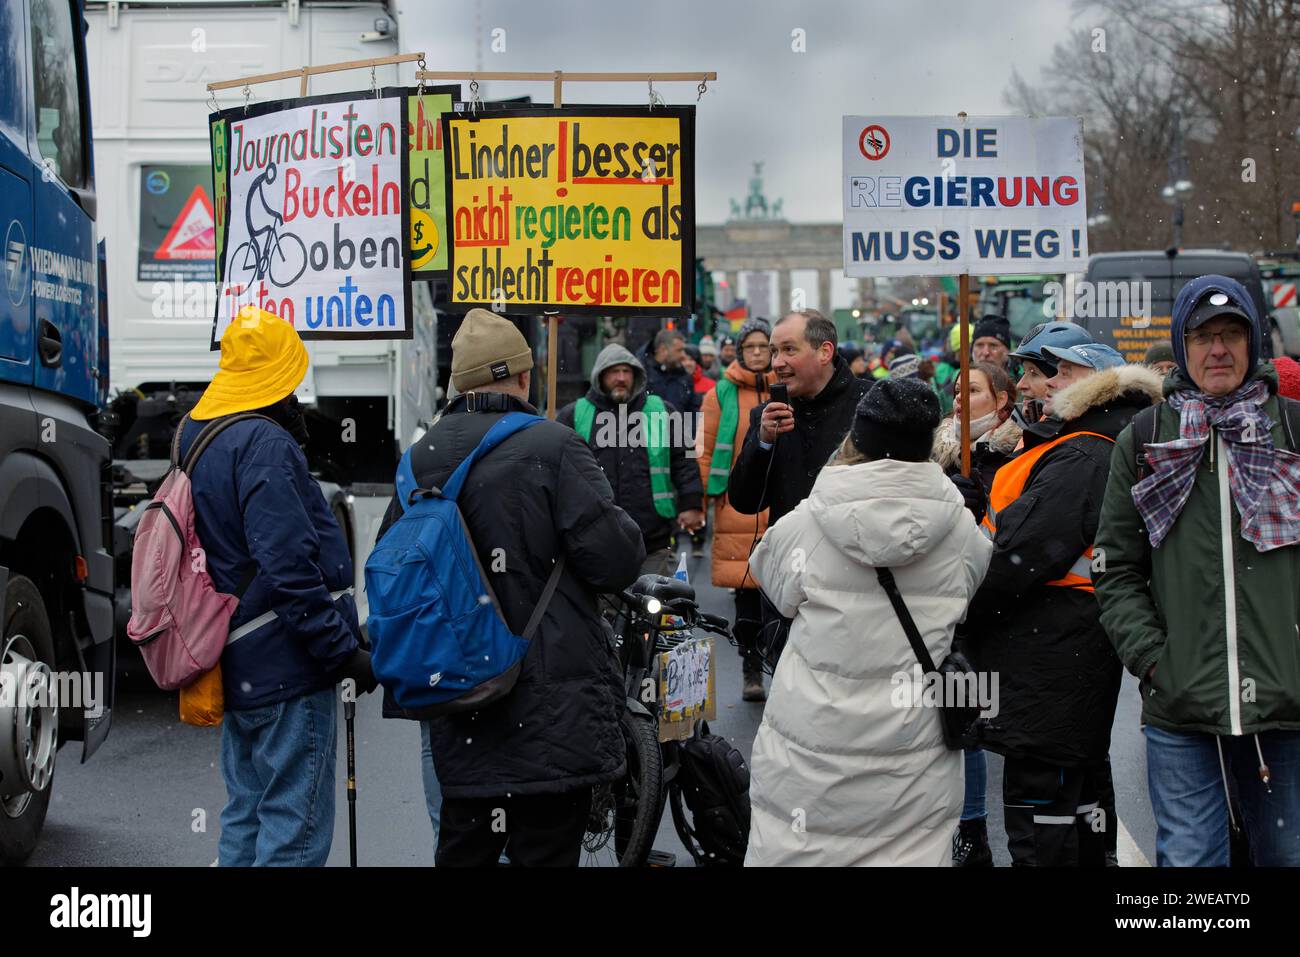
[
  {"xmin": 337, "ymin": 647, "xmax": 378, "ymax": 696},
  {"xmin": 949, "ymin": 470, "xmax": 987, "ymax": 524}
]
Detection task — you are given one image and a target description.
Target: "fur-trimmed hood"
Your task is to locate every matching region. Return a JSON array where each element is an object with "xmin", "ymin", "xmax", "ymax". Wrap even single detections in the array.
[
  {"xmin": 1050, "ymin": 364, "xmax": 1164, "ymax": 422},
  {"xmin": 930, "ymin": 415, "xmax": 1022, "ymax": 472}
]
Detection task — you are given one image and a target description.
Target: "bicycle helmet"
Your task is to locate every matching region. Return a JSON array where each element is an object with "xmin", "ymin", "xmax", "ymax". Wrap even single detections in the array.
[{"xmin": 1011, "ymin": 320, "xmax": 1093, "ymax": 367}]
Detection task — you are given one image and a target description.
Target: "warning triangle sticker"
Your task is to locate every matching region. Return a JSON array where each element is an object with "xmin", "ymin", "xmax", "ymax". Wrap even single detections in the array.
[{"xmin": 156, "ymin": 185, "xmax": 215, "ymax": 260}]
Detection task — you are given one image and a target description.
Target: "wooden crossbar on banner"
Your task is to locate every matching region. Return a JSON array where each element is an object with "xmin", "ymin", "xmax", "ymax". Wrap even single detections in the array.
[{"xmin": 206, "ymin": 52, "xmax": 428, "ymax": 96}]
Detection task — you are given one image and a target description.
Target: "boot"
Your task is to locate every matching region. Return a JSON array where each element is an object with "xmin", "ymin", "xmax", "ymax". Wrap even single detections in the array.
[
  {"xmin": 742, "ymin": 665, "xmax": 766, "ymax": 702},
  {"xmin": 952, "ymin": 817, "xmax": 993, "ymax": 868}
]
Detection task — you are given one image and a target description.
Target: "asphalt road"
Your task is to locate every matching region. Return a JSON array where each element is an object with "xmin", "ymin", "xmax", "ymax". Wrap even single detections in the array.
[{"xmin": 26, "ymin": 539, "xmax": 1156, "ymax": 867}]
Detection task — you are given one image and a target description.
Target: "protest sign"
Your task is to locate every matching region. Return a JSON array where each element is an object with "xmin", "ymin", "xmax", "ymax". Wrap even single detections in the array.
[
  {"xmin": 657, "ymin": 636, "xmax": 717, "ymax": 742},
  {"xmin": 209, "ymin": 89, "xmax": 411, "ymax": 347},
  {"xmin": 441, "ymin": 105, "xmax": 696, "ymax": 316},
  {"xmin": 842, "ymin": 116, "xmax": 1087, "ymax": 278},
  {"xmin": 407, "ymin": 84, "xmax": 460, "ymax": 274}
]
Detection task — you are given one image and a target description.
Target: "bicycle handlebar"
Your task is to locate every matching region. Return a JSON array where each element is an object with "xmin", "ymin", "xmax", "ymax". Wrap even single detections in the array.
[
  {"xmin": 696, "ymin": 612, "xmax": 733, "ymax": 638},
  {"xmin": 616, "ymin": 591, "xmax": 734, "ymax": 640}
]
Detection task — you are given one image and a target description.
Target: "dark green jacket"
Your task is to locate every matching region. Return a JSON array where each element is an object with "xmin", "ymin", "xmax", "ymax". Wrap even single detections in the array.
[{"xmin": 1095, "ymin": 364, "xmax": 1300, "ymax": 736}]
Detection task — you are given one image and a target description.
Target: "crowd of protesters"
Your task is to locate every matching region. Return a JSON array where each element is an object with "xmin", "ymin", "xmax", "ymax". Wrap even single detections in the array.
[{"xmin": 180, "ymin": 274, "xmax": 1299, "ymax": 867}]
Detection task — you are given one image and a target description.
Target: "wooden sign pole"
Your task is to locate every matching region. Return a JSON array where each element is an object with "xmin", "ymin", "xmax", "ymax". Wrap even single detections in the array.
[
  {"xmin": 958, "ymin": 273, "xmax": 972, "ymax": 477},
  {"xmin": 542, "ymin": 79, "xmax": 563, "ymax": 420},
  {"xmin": 545, "ymin": 314, "xmax": 560, "ymax": 420}
]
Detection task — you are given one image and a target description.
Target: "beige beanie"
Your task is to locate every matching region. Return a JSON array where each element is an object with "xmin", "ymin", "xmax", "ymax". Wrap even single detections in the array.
[{"xmin": 451, "ymin": 308, "xmax": 534, "ymax": 391}]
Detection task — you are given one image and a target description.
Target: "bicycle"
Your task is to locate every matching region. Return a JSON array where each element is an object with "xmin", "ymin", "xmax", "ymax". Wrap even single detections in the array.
[
  {"xmin": 227, "ymin": 215, "xmax": 308, "ymax": 292},
  {"xmin": 579, "ymin": 573, "xmax": 733, "ymax": 867}
]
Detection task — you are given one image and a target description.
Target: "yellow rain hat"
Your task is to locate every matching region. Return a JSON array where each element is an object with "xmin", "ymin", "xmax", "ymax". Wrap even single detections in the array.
[{"xmin": 191, "ymin": 307, "xmax": 310, "ymax": 420}]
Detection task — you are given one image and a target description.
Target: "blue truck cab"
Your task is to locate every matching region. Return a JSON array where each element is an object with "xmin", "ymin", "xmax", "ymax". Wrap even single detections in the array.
[{"xmin": 0, "ymin": 0, "xmax": 114, "ymax": 863}]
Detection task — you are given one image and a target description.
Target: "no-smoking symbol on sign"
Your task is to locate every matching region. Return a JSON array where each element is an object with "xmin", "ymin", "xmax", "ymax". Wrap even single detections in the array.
[{"xmin": 859, "ymin": 124, "xmax": 890, "ymax": 160}]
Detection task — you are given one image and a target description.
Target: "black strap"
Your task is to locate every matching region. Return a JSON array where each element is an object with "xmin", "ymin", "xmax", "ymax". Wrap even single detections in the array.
[
  {"xmin": 175, "ymin": 413, "xmax": 281, "ymax": 475},
  {"xmin": 1132, "ymin": 404, "xmax": 1161, "ymax": 482},
  {"xmin": 875, "ymin": 566, "xmax": 936, "ymax": 674},
  {"xmin": 1280, "ymin": 396, "xmax": 1300, "ymax": 451},
  {"xmin": 521, "ymin": 557, "xmax": 565, "ymax": 641}
]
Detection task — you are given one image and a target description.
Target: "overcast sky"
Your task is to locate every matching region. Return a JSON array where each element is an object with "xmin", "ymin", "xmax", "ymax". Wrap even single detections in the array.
[{"xmin": 395, "ymin": 0, "xmax": 1080, "ymax": 225}]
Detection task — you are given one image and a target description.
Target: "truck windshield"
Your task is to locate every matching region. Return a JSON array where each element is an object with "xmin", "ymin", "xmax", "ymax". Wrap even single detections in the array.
[{"xmin": 1087, "ymin": 256, "xmax": 1268, "ymax": 319}]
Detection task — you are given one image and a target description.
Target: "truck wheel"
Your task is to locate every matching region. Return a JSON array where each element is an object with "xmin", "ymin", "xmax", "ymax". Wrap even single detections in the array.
[{"xmin": 0, "ymin": 575, "xmax": 58, "ymax": 865}]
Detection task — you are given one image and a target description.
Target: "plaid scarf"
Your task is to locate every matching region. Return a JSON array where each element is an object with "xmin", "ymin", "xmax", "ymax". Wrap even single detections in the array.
[{"xmin": 1132, "ymin": 379, "xmax": 1300, "ymax": 551}]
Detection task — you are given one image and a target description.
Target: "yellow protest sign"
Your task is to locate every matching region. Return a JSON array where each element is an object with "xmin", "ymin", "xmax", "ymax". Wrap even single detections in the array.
[
  {"xmin": 442, "ymin": 106, "xmax": 696, "ymax": 316},
  {"xmin": 406, "ymin": 85, "xmax": 459, "ymax": 274}
]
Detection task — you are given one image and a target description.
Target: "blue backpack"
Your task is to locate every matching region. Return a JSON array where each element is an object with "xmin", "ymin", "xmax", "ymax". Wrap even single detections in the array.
[{"xmin": 365, "ymin": 412, "xmax": 565, "ymax": 714}]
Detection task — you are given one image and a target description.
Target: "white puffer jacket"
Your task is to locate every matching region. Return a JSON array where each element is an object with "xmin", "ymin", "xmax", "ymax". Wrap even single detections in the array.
[{"xmin": 744, "ymin": 458, "xmax": 993, "ymax": 866}]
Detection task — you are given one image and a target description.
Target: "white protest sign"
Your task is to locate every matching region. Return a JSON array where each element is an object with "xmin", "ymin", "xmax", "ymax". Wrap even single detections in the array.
[
  {"xmin": 209, "ymin": 90, "xmax": 412, "ymax": 346},
  {"xmin": 842, "ymin": 115, "xmax": 1087, "ymax": 278},
  {"xmin": 659, "ymin": 637, "xmax": 713, "ymax": 719}
]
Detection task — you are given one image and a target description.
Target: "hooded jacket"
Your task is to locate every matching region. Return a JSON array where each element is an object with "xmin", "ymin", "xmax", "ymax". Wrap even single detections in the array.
[
  {"xmin": 637, "ymin": 339, "xmax": 701, "ymax": 420},
  {"xmin": 728, "ymin": 353, "xmax": 874, "ymax": 526},
  {"xmin": 557, "ymin": 344, "xmax": 703, "ymax": 554},
  {"xmin": 375, "ymin": 393, "xmax": 646, "ymax": 798},
  {"xmin": 1097, "ymin": 297, "xmax": 1300, "ymax": 737},
  {"xmin": 744, "ymin": 460, "xmax": 992, "ymax": 866},
  {"xmin": 697, "ymin": 359, "xmax": 770, "ymax": 589},
  {"xmin": 965, "ymin": 363, "xmax": 1163, "ymax": 765},
  {"xmin": 179, "ymin": 417, "xmax": 361, "ymax": 711}
]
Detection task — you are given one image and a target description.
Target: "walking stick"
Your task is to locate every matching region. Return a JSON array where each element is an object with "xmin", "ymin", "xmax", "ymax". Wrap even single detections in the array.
[{"xmin": 344, "ymin": 695, "xmax": 357, "ymax": 867}]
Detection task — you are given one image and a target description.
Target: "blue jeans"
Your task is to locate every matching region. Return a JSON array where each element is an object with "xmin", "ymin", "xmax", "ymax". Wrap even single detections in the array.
[
  {"xmin": 962, "ymin": 748, "xmax": 987, "ymax": 821},
  {"xmin": 419, "ymin": 721, "xmax": 442, "ymax": 856},
  {"xmin": 219, "ymin": 686, "xmax": 337, "ymax": 866},
  {"xmin": 1145, "ymin": 725, "xmax": 1300, "ymax": 867}
]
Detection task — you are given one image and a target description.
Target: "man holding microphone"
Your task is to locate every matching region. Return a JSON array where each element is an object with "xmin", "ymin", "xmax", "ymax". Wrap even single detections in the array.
[{"xmin": 728, "ymin": 309, "xmax": 873, "ymax": 526}]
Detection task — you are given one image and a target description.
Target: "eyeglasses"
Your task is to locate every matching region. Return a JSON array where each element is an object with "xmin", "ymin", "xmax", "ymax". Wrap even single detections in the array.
[{"xmin": 1185, "ymin": 327, "xmax": 1247, "ymax": 348}]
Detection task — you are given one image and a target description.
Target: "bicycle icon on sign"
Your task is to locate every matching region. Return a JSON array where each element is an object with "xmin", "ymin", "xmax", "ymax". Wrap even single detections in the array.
[{"xmin": 227, "ymin": 163, "xmax": 308, "ymax": 291}]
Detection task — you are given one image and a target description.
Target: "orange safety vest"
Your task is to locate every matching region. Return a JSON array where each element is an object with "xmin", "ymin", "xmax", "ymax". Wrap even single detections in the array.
[{"xmin": 979, "ymin": 431, "xmax": 1115, "ymax": 592}]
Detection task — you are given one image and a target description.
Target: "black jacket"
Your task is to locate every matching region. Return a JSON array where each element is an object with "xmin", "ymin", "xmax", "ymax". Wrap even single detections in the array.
[
  {"xmin": 375, "ymin": 394, "xmax": 646, "ymax": 799},
  {"xmin": 727, "ymin": 354, "xmax": 873, "ymax": 526},
  {"xmin": 965, "ymin": 365, "xmax": 1163, "ymax": 766},
  {"xmin": 638, "ymin": 341, "xmax": 701, "ymax": 420},
  {"xmin": 556, "ymin": 388, "xmax": 703, "ymax": 554}
]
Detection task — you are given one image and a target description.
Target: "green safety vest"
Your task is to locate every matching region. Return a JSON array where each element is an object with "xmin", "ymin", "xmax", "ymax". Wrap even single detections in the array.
[
  {"xmin": 574, "ymin": 394, "xmax": 677, "ymax": 519},
  {"xmin": 706, "ymin": 377, "xmax": 739, "ymax": 495}
]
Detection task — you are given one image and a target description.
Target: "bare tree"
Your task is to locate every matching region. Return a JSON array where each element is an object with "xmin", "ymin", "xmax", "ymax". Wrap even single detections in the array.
[{"xmin": 1009, "ymin": 0, "xmax": 1300, "ymax": 252}]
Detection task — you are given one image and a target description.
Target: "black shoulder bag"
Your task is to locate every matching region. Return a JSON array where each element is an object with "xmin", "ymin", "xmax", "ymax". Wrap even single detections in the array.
[{"xmin": 875, "ymin": 566, "xmax": 979, "ymax": 750}]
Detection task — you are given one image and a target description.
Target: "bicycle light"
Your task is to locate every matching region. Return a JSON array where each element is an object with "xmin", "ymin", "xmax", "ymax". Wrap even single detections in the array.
[{"xmin": 645, "ymin": 598, "xmax": 662, "ymax": 616}]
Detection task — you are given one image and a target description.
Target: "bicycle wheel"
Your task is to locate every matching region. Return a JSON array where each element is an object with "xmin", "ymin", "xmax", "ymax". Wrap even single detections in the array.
[
  {"xmin": 225, "ymin": 240, "xmax": 260, "ymax": 293},
  {"xmin": 268, "ymin": 231, "xmax": 308, "ymax": 287},
  {"xmin": 580, "ymin": 711, "xmax": 665, "ymax": 867}
]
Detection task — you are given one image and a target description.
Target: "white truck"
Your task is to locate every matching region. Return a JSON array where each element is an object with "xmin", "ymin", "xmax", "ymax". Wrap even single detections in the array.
[{"xmin": 84, "ymin": 0, "xmax": 439, "ymax": 631}]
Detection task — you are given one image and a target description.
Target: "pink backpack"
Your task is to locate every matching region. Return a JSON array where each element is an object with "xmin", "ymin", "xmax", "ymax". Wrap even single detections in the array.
[{"xmin": 127, "ymin": 414, "xmax": 273, "ymax": 690}]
